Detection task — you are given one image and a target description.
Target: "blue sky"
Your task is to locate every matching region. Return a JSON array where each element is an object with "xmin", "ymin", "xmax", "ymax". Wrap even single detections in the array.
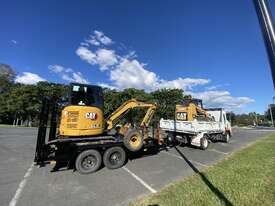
[{"xmin": 0, "ymin": 0, "xmax": 274, "ymax": 113}]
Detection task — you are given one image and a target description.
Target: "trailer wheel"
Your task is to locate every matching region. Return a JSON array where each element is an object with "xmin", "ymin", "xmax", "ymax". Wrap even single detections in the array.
[
  {"xmin": 200, "ymin": 136, "xmax": 209, "ymax": 150},
  {"xmin": 124, "ymin": 130, "xmax": 143, "ymax": 152},
  {"xmin": 75, "ymin": 149, "xmax": 102, "ymax": 174},
  {"xmin": 103, "ymin": 146, "xmax": 126, "ymax": 169},
  {"xmin": 224, "ymin": 133, "xmax": 230, "ymax": 143}
]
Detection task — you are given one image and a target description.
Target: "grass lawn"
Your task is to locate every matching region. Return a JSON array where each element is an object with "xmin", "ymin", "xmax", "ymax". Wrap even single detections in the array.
[{"xmin": 130, "ymin": 134, "xmax": 275, "ymax": 206}]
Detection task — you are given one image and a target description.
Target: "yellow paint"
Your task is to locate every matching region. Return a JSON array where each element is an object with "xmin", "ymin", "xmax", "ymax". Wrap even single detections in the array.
[
  {"xmin": 59, "ymin": 105, "xmax": 104, "ymax": 137},
  {"xmin": 59, "ymin": 99, "xmax": 156, "ymax": 138},
  {"xmin": 129, "ymin": 134, "xmax": 142, "ymax": 148},
  {"xmin": 176, "ymin": 102, "xmax": 208, "ymax": 121},
  {"xmin": 106, "ymin": 99, "xmax": 157, "ymax": 130}
]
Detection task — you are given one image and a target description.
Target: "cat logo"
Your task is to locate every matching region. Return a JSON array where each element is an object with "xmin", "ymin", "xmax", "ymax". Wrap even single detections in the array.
[
  {"xmin": 85, "ymin": 112, "xmax": 97, "ymax": 120},
  {"xmin": 176, "ymin": 112, "xmax": 187, "ymax": 121}
]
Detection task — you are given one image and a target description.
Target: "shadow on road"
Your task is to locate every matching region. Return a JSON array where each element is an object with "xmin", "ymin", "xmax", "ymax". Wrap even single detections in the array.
[{"xmin": 174, "ymin": 146, "xmax": 233, "ymax": 206}]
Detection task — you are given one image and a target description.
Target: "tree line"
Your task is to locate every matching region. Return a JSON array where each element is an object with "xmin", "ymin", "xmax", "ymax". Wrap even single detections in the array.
[
  {"xmin": 0, "ymin": 64, "xmax": 188, "ymax": 126},
  {"xmin": 0, "ymin": 63, "xmax": 271, "ymax": 127}
]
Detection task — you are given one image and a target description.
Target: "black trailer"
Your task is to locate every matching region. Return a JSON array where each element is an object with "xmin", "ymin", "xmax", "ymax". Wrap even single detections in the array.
[{"xmin": 34, "ymin": 98, "xmax": 160, "ymax": 174}]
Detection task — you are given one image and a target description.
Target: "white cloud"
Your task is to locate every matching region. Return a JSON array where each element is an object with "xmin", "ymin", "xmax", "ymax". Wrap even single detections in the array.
[
  {"xmin": 109, "ymin": 58, "xmax": 209, "ymax": 91},
  {"xmin": 49, "ymin": 65, "xmax": 89, "ymax": 84},
  {"xmin": 86, "ymin": 37, "xmax": 100, "ymax": 46},
  {"xmin": 11, "ymin": 40, "xmax": 17, "ymax": 44},
  {"xmin": 80, "ymin": 42, "xmax": 89, "ymax": 47},
  {"xmin": 72, "ymin": 72, "xmax": 89, "ymax": 84},
  {"xmin": 189, "ymin": 90, "xmax": 254, "ymax": 111},
  {"xmin": 76, "ymin": 31, "xmax": 209, "ymax": 91},
  {"xmin": 49, "ymin": 65, "xmax": 64, "ymax": 73},
  {"xmin": 15, "ymin": 72, "xmax": 45, "ymax": 85},
  {"xmin": 76, "ymin": 47, "xmax": 117, "ymax": 71},
  {"xmin": 76, "ymin": 46, "xmax": 97, "ymax": 65},
  {"xmin": 123, "ymin": 51, "xmax": 137, "ymax": 59},
  {"xmin": 206, "ymin": 86, "xmax": 217, "ymax": 90},
  {"xmin": 98, "ymin": 83, "xmax": 117, "ymax": 90},
  {"xmin": 82, "ymin": 30, "xmax": 113, "ymax": 47},
  {"xmin": 157, "ymin": 78, "xmax": 210, "ymax": 90},
  {"xmin": 96, "ymin": 49, "xmax": 118, "ymax": 70},
  {"xmin": 94, "ymin": 30, "xmax": 113, "ymax": 45},
  {"xmin": 75, "ymin": 29, "xmax": 254, "ymax": 111},
  {"xmin": 110, "ymin": 58, "xmax": 158, "ymax": 90}
]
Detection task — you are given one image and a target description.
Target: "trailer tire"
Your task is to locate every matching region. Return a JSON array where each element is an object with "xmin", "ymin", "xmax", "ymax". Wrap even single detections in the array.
[
  {"xmin": 103, "ymin": 146, "xmax": 126, "ymax": 169},
  {"xmin": 200, "ymin": 136, "xmax": 209, "ymax": 150},
  {"xmin": 124, "ymin": 130, "xmax": 143, "ymax": 152},
  {"xmin": 75, "ymin": 149, "xmax": 102, "ymax": 174}
]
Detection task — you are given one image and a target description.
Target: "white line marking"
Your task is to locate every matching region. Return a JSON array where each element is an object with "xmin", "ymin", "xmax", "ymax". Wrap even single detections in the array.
[
  {"xmin": 122, "ymin": 166, "xmax": 157, "ymax": 193},
  {"xmin": 209, "ymin": 149, "xmax": 228, "ymax": 155},
  {"xmin": 162, "ymin": 151, "xmax": 208, "ymax": 167},
  {"xmin": 220, "ymin": 141, "xmax": 231, "ymax": 147},
  {"xmin": 9, "ymin": 163, "xmax": 34, "ymax": 206}
]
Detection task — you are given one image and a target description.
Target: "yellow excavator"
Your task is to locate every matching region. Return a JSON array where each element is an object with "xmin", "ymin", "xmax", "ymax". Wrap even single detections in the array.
[
  {"xmin": 59, "ymin": 83, "xmax": 157, "ymax": 150},
  {"xmin": 175, "ymin": 98, "xmax": 212, "ymax": 121},
  {"xmin": 35, "ymin": 83, "xmax": 157, "ymax": 173}
]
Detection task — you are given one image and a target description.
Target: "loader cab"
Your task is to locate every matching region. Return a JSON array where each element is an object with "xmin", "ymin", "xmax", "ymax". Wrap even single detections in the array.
[{"xmin": 59, "ymin": 83, "xmax": 105, "ymax": 137}]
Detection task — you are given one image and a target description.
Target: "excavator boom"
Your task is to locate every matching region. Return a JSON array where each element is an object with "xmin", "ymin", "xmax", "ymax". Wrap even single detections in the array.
[{"xmin": 106, "ymin": 99, "xmax": 157, "ymax": 130}]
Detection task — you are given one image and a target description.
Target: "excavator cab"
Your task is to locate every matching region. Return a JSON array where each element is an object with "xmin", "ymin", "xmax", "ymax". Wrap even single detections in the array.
[
  {"xmin": 69, "ymin": 83, "xmax": 103, "ymax": 108},
  {"xmin": 59, "ymin": 83, "xmax": 105, "ymax": 137},
  {"xmin": 175, "ymin": 98, "xmax": 208, "ymax": 121},
  {"xmin": 180, "ymin": 99, "xmax": 203, "ymax": 108}
]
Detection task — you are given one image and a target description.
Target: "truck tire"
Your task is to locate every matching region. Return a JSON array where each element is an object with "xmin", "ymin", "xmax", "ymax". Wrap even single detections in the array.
[
  {"xmin": 75, "ymin": 149, "xmax": 102, "ymax": 174},
  {"xmin": 200, "ymin": 136, "xmax": 209, "ymax": 150},
  {"xmin": 224, "ymin": 133, "xmax": 230, "ymax": 143},
  {"xmin": 124, "ymin": 129, "xmax": 143, "ymax": 152},
  {"xmin": 103, "ymin": 146, "xmax": 126, "ymax": 169}
]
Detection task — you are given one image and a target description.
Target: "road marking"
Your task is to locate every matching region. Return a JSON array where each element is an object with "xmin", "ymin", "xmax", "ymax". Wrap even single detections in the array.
[
  {"xmin": 219, "ymin": 142, "xmax": 230, "ymax": 146},
  {"xmin": 9, "ymin": 163, "xmax": 34, "ymax": 206},
  {"xmin": 209, "ymin": 149, "xmax": 228, "ymax": 155},
  {"xmin": 161, "ymin": 151, "xmax": 208, "ymax": 167},
  {"xmin": 122, "ymin": 166, "xmax": 157, "ymax": 193}
]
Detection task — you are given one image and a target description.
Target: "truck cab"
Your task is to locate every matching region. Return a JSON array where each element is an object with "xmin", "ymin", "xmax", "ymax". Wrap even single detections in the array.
[{"xmin": 206, "ymin": 108, "xmax": 232, "ymax": 137}]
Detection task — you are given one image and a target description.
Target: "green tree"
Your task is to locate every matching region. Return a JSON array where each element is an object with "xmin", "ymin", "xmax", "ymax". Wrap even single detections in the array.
[
  {"xmin": 151, "ymin": 88, "xmax": 186, "ymax": 125},
  {"xmin": 0, "ymin": 64, "xmax": 16, "ymax": 123},
  {"xmin": 0, "ymin": 63, "xmax": 15, "ymax": 93},
  {"xmin": 103, "ymin": 88, "xmax": 151, "ymax": 126}
]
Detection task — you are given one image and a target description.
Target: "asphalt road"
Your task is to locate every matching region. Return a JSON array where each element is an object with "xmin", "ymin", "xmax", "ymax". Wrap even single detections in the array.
[{"xmin": 1, "ymin": 127, "xmax": 274, "ymax": 206}]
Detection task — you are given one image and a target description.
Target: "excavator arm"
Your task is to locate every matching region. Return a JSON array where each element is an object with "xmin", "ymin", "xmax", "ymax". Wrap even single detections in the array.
[
  {"xmin": 196, "ymin": 104, "xmax": 208, "ymax": 116},
  {"xmin": 106, "ymin": 99, "xmax": 157, "ymax": 130}
]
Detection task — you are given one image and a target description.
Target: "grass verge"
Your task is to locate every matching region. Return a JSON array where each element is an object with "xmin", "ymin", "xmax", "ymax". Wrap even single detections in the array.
[{"xmin": 130, "ymin": 134, "xmax": 275, "ymax": 206}]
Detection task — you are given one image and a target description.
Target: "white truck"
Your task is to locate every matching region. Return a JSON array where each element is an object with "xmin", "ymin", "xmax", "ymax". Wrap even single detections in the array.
[{"xmin": 160, "ymin": 108, "xmax": 232, "ymax": 150}]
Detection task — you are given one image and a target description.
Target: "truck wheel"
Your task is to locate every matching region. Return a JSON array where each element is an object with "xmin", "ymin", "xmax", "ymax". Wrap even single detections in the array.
[
  {"xmin": 75, "ymin": 149, "xmax": 102, "ymax": 174},
  {"xmin": 124, "ymin": 130, "xmax": 143, "ymax": 152},
  {"xmin": 200, "ymin": 136, "xmax": 209, "ymax": 150},
  {"xmin": 103, "ymin": 147, "xmax": 126, "ymax": 169},
  {"xmin": 224, "ymin": 133, "xmax": 230, "ymax": 143}
]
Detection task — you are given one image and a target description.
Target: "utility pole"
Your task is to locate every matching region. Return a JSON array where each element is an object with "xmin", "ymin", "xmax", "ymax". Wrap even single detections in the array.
[
  {"xmin": 269, "ymin": 104, "xmax": 274, "ymax": 127},
  {"xmin": 253, "ymin": 0, "xmax": 275, "ymax": 87}
]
